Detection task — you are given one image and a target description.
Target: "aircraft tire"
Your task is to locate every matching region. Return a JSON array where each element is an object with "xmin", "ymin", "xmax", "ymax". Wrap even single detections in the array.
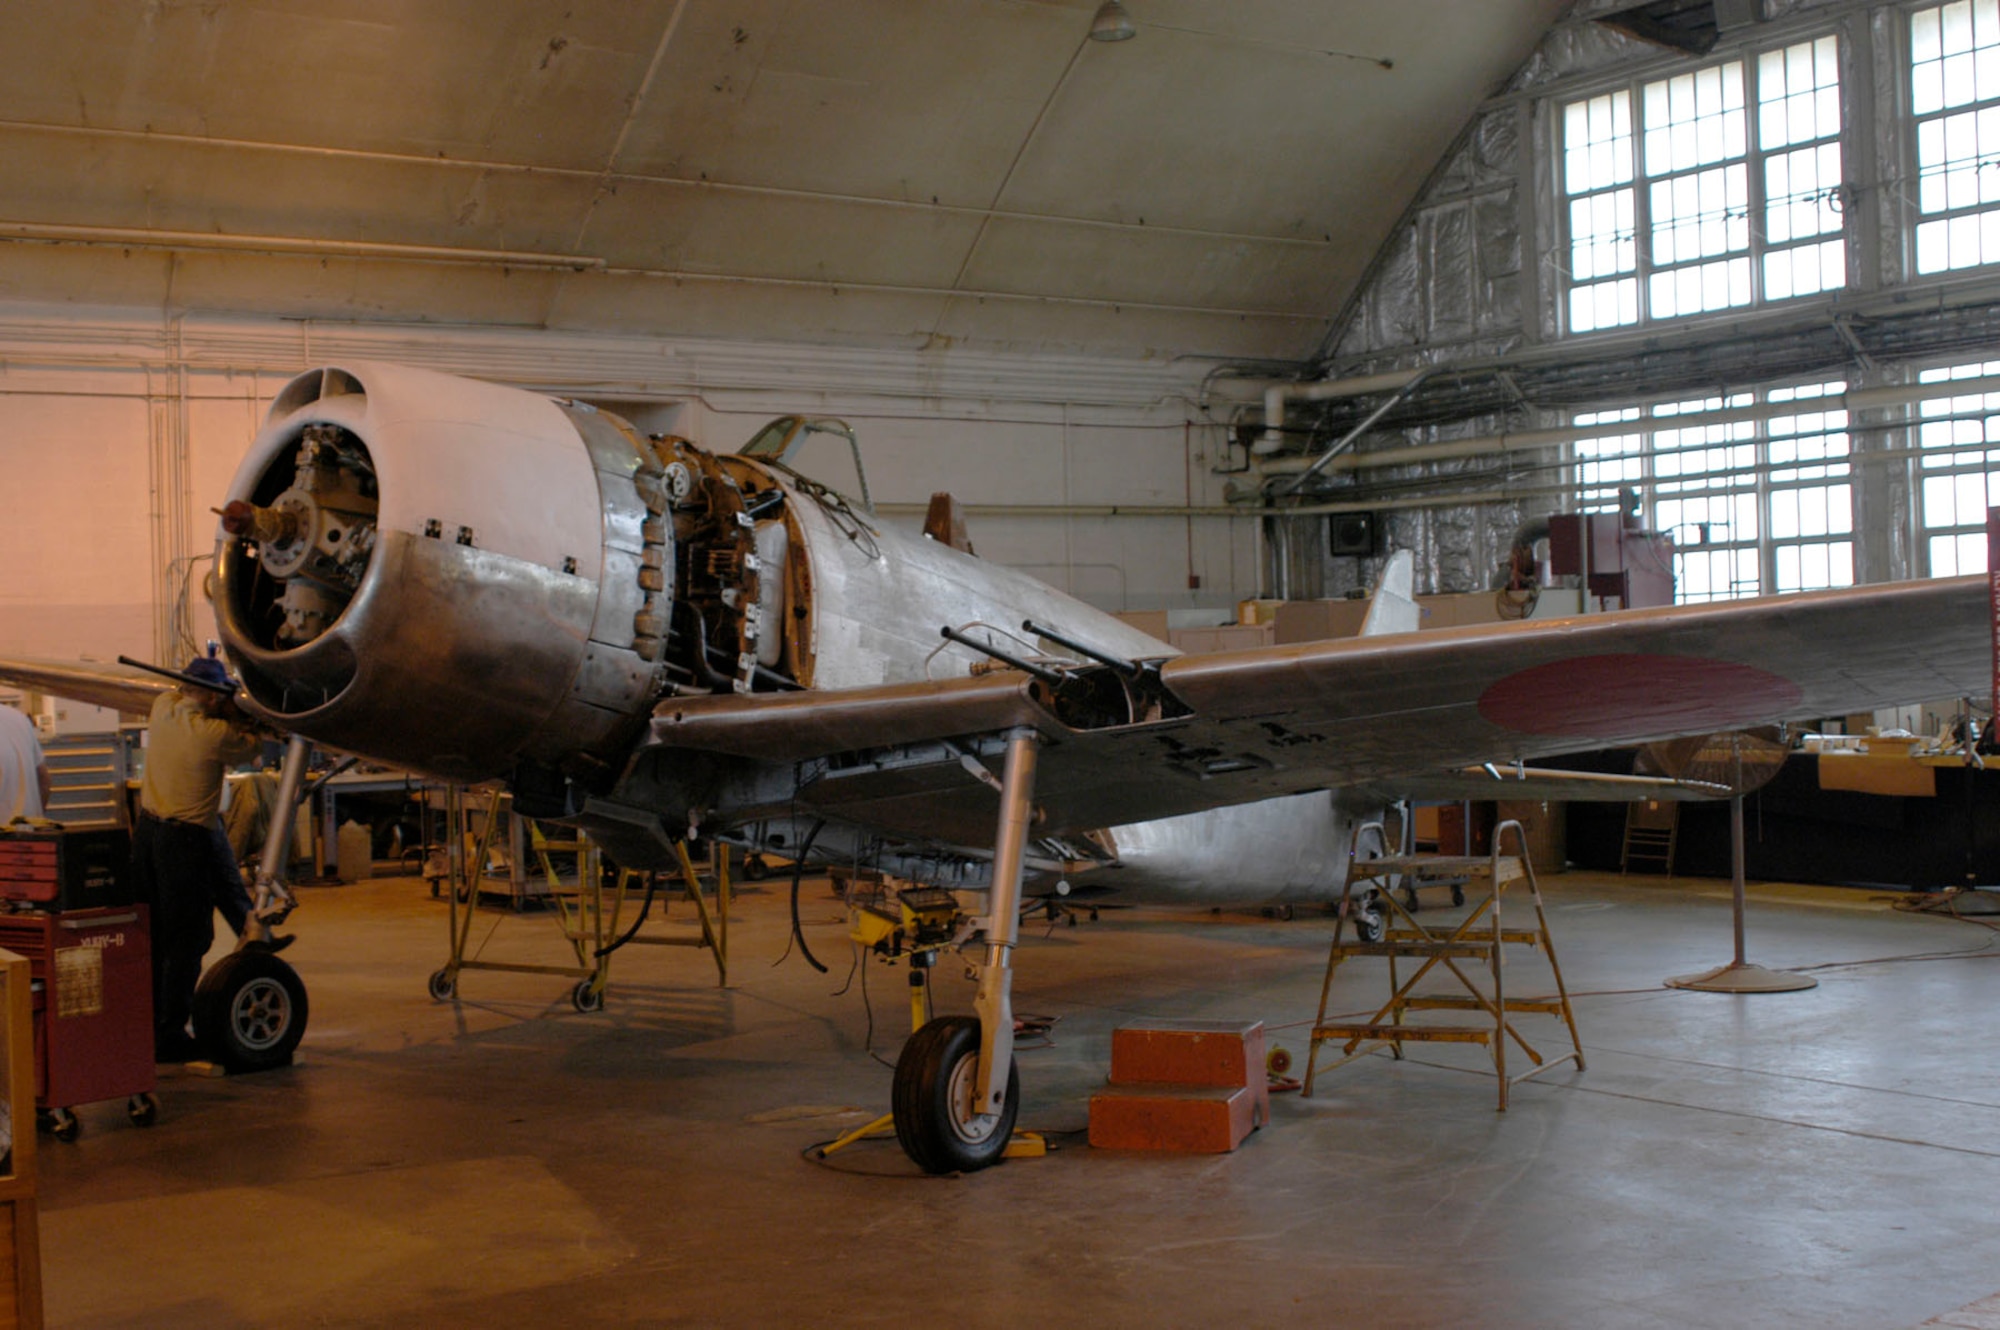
[
  {"xmin": 892, "ymin": 1015, "xmax": 1018, "ymax": 1175},
  {"xmin": 194, "ymin": 950, "xmax": 309, "ymax": 1072}
]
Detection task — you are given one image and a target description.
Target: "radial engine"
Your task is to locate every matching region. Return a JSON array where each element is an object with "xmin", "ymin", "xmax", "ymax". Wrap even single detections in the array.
[{"xmin": 213, "ymin": 362, "xmax": 815, "ymax": 796}]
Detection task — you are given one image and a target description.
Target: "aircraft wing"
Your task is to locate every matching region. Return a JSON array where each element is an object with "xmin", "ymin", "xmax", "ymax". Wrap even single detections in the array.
[
  {"xmin": 0, "ymin": 657, "xmax": 171, "ymax": 718},
  {"xmin": 657, "ymin": 575, "xmax": 1989, "ymax": 842}
]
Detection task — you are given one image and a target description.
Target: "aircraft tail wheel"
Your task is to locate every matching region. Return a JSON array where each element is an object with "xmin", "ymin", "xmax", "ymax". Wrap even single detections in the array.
[
  {"xmin": 194, "ymin": 949, "xmax": 309, "ymax": 1073},
  {"xmin": 1355, "ymin": 911, "xmax": 1386, "ymax": 944},
  {"xmin": 892, "ymin": 1015, "xmax": 1019, "ymax": 1175}
]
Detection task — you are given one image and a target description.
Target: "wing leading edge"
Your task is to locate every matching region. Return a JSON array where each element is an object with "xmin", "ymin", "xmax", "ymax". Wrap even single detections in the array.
[
  {"xmin": 0, "ymin": 657, "xmax": 172, "ymax": 718},
  {"xmin": 654, "ymin": 575, "xmax": 1989, "ymax": 840}
]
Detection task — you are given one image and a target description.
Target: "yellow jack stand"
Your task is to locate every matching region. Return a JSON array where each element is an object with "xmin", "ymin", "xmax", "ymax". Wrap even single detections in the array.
[{"xmin": 811, "ymin": 953, "xmax": 1044, "ymax": 1163}]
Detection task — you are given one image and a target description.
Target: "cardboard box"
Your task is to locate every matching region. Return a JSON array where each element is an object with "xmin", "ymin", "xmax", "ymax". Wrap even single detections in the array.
[
  {"xmin": 1273, "ymin": 598, "xmax": 1372, "ymax": 644},
  {"xmin": 1168, "ymin": 622, "xmax": 1275, "ymax": 655},
  {"xmin": 1417, "ymin": 591, "xmax": 1505, "ymax": 630},
  {"xmin": 1112, "ymin": 610, "xmax": 1171, "ymax": 643}
]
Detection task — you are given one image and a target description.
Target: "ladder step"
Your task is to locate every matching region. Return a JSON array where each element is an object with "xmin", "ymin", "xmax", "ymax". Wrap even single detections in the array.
[
  {"xmin": 1330, "ymin": 942, "xmax": 1498, "ymax": 959},
  {"xmin": 1311, "ymin": 1023, "xmax": 1493, "ymax": 1044},
  {"xmin": 1348, "ymin": 855, "xmax": 1524, "ymax": 876},
  {"xmin": 1379, "ymin": 928, "xmax": 1543, "ymax": 946},
  {"xmin": 1348, "ymin": 855, "xmax": 1527, "ymax": 884},
  {"xmin": 1398, "ymin": 995, "xmax": 1567, "ymax": 1014}
]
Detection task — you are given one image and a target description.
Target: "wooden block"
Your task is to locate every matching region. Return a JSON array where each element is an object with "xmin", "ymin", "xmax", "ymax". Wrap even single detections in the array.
[
  {"xmin": 1089, "ymin": 1083, "xmax": 1257, "ymax": 1154},
  {"xmin": 1110, "ymin": 1020, "xmax": 1267, "ymax": 1129}
]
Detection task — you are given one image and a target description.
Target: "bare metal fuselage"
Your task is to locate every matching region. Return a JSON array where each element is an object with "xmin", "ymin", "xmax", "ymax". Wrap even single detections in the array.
[{"xmin": 209, "ymin": 362, "xmax": 1357, "ymax": 907}]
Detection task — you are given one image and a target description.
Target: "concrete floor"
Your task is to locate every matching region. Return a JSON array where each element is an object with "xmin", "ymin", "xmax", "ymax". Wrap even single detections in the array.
[{"xmin": 29, "ymin": 867, "xmax": 2000, "ymax": 1329}]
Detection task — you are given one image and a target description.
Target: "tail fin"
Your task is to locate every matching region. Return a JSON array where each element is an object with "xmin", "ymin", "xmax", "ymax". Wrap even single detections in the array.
[{"xmin": 1359, "ymin": 550, "xmax": 1419, "ymax": 637}]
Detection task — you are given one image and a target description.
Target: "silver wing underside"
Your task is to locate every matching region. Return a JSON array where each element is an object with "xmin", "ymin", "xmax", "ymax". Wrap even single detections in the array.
[{"xmin": 655, "ymin": 575, "xmax": 1988, "ymax": 843}]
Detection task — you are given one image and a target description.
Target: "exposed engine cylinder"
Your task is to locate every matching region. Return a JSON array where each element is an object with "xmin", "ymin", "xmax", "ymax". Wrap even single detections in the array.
[{"xmin": 213, "ymin": 363, "xmax": 673, "ymax": 784}]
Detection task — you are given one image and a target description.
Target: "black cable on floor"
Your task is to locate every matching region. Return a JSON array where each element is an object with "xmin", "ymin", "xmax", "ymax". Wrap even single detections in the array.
[{"xmin": 781, "ymin": 819, "xmax": 828, "ymax": 973}]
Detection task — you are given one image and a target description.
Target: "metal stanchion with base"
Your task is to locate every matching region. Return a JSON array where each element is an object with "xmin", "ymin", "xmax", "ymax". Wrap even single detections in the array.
[{"xmin": 1666, "ymin": 791, "xmax": 1817, "ymax": 994}]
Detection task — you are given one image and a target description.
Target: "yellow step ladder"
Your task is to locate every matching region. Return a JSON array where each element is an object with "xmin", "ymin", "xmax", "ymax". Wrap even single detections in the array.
[{"xmin": 1304, "ymin": 819, "xmax": 1584, "ymax": 1109}]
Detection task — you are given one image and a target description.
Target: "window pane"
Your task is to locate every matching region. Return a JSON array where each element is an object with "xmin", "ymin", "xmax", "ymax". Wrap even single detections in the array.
[
  {"xmin": 1760, "ymin": 36, "xmax": 1841, "ymax": 149},
  {"xmin": 1650, "ymin": 256, "xmax": 1754, "ymax": 317},
  {"xmin": 1561, "ymin": 33, "xmax": 1850, "ymax": 335},
  {"xmin": 1912, "ymin": 3, "xmax": 2000, "ymax": 278},
  {"xmin": 1651, "ymin": 164, "xmax": 1749, "ymax": 265},
  {"xmin": 1764, "ymin": 238, "xmax": 1847, "ymax": 301},
  {"xmin": 1916, "ymin": 355, "xmax": 2000, "ymax": 576},
  {"xmin": 1573, "ymin": 408, "xmax": 1645, "ymax": 502},
  {"xmin": 1570, "ymin": 189, "xmax": 1636, "ymax": 280},
  {"xmin": 1569, "ymin": 277, "xmax": 1640, "ymax": 333},
  {"xmin": 1566, "ymin": 91, "xmax": 1633, "ymax": 195},
  {"xmin": 1643, "ymin": 62, "xmax": 1745, "ymax": 177},
  {"xmin": 1765, "ymin": 143, "xmax": 1843, "ymax": 244}
]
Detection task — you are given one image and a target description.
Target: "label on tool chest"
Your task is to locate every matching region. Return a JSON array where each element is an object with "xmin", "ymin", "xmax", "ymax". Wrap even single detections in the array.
[{"xmin": 54, "ymin": 946, "xmax": 103, "ymax": 1018}]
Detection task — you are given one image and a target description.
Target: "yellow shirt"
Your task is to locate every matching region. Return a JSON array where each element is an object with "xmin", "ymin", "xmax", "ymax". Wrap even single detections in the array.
[{"xmin": 139, "ymin": 691, "xmax": 261, "ymax": 825}]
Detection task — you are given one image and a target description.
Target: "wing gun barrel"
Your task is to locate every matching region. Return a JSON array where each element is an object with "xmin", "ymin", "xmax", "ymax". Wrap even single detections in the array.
[
  {"xmin": 1021, "ymin": 618, "xmax": 1143, "ymax": 680},
  {"xmin": 939, "ymin": 626, "xmax": 1069, "ymax": 685}
]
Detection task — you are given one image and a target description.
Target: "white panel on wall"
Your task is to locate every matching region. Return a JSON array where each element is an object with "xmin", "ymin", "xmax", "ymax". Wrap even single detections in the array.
[{"xmin": 0, "ymin": 369, "xmax": 155, "ymax": 660}]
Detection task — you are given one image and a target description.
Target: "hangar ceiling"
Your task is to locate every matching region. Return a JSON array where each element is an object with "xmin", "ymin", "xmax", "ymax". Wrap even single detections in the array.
[{"xmin": 0, "ymin": 0, "xmax": 1569, "ymax": 364}]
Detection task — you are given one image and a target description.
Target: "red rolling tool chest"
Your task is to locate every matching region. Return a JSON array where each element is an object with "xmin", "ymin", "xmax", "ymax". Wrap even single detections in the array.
[
  {"xmin": 0, "ymin": 839, "xmax": 157, "ymax": 1138},
  {"xmin": 0, "ymin": 828, "xmax": 132, "ymax": 911}
]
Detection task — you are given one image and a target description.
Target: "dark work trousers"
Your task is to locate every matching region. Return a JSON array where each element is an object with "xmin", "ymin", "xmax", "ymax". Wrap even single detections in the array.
[{"xmin": 132, "ymin": 812, "xmax": 255, "ymax": 1043}]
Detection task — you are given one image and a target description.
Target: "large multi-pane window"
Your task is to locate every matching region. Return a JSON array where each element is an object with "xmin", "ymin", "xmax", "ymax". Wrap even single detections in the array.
[
  {"xmin": 1571, "ymin": 383, "xmax": 1853, "ymax": 602},
  {"xmin": 1561, "ymin": 36, "xmax": 1846, "ymax": 333},
  {"xmin": 1914, "ymin": 359, "xmax": 2000, "ymax": 574},
  {"xmin": 1911, "ymin": 0, "xmax": 2000, "ymax": 272}
]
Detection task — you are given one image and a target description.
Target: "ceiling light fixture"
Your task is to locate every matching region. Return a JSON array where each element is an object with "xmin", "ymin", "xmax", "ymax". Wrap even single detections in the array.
[{"xmin": 1089, "ymin": 0, "xmax": 1136, "ymax": 42}]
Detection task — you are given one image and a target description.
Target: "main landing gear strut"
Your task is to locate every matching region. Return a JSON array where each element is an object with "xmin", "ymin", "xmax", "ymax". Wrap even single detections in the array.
[{"xmin": 891, "ymin": 727, "xmax": 1037, "ymax": 1174}]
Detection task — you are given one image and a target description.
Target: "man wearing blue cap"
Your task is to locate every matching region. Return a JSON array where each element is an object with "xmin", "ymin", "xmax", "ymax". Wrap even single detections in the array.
[{"xmin": 133, "ymin": 654, "xmax": 291, "ymax": 1063}]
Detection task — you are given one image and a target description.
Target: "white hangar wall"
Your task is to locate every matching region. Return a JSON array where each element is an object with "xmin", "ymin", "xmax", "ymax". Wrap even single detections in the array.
[{"xmin": 0, "ymin": 305, "xmax": 1256, "ymax": 668}]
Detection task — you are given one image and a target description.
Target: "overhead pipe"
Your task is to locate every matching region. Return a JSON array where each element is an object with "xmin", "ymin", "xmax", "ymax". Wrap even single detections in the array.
[
  {"xmin": 1253, "ymin": 369, "xmax": 1429, "ymax": 455},
  {"xmin": 1266, "ymin": 368, "xmax": 1439, "ymax": 496},
  {"xmin": 1247, "ymin": 371, "xmax": 2000, "ymax": 481}
]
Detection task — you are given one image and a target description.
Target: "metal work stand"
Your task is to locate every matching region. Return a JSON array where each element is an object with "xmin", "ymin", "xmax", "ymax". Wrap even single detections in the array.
[
  {"xmin": 428, "ymin": 786, "xmax": 728, "ymax": 1011},
  {"xmin": 1305, "ymin": 820, "xmax": 1584, "ymax": 1110}
]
